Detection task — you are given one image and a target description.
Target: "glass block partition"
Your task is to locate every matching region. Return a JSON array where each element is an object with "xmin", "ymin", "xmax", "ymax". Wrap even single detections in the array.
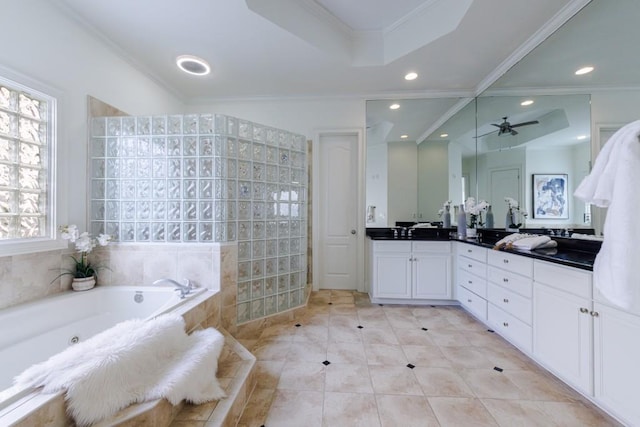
[{"xmin": 90, "ymin": 114, "xmax": 308, "ymax": 322}]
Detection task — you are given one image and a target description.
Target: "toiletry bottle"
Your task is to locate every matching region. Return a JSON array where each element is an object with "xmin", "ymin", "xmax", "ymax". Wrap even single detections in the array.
[
  {"xmin": 443, "ymin": 205, "xmax": 451, "ymax": 228},
  {"xmin": 485, "ymin": 205, "xmax": 494, "ymax": 228},
  {"xmin": 457, "ymin": 204, "xmax": 467, "ymax": 239}
]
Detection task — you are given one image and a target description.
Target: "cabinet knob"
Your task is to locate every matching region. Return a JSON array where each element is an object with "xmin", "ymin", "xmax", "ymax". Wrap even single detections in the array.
[
  {"xmin": 409, "ymin": 257, "xmax": 414, "ymax": 262},
  {"xmin": 503, "ymin": 298, "xmax": 509, "ymax": 303},
  {"xmin": 467, "ymin": 280, "xmax": 472, "ymax": 284},
  {"xmin": 467, "ymin": 249, "xmax": 472, "ymax": 253},
  {"xmin": 590, "ymin": 311, "xmax": 600, "ymax": 317},
  {"xmin": 467, "ymin": 299, "xmax": 472, "ymax": 303},
  {"xmin": 503, "ymin": 322, "xmax": 509, "ymax": 327},
  {"xmin": 579, "ymin": 307, "xmax": 589, "ymax": 313},
  {"xmin": 503, "ymin": 259, "xmax": 509, "ymax": 264},
  {"xmin": 503, "ymin": 278, "xmax": 509, "ymax": 283},
  {"xmin": 468, "ymin": 264, "xmax": 472, "ymax": 268}
]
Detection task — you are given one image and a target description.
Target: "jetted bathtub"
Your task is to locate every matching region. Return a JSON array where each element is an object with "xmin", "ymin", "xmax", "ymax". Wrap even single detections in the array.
[{"xmin": 0, "ymin": 285, "xmax": 205, "ymax": 412}]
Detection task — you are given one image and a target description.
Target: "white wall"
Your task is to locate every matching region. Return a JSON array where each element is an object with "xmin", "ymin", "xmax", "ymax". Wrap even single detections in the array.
[
  {"xmin": 389, "ymin": 142, "xmax": 418, "ymax": 225},
  {"xmin": 185, "ymin": 98, "xmax": 365, "ymax": 141},
  {"xmin": 365, "ymin": 144, "xmax": 388, "ymax": 227},
  {"xmin": 0, "ymin": 0, "xmax": 184, "ymax": 232},
  {"xmin": 417, "ymin": 141, "xmax": 449, "ymax": 222}
]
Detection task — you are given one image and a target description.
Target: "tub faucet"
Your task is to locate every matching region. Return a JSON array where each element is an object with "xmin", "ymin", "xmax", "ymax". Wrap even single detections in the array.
[{"xmin": 152, "ymin": 278, "xmax": 193, "ymax": 299}]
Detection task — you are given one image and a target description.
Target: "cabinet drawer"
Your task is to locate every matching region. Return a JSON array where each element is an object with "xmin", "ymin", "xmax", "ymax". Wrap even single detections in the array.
[
  {"xmin": 488, "ymin": 282, "xmax": 532, "ymax": 325},
  {"xmin": 458, "ymin": 244, "xmax": 487, "ymax": 262},
  {"xmin": 458, "ymin": 285, "xmax": 487, "ymax": 321},
  {"xmin": 413, "ymin": 241, "xmax": 451, "ymax": 253},
  {"xmin": 488, "ymin": 250, "xmax": 533, "ymax": 276},
  {"xmin": 488, "ymin": 303, "xmax": 532, "ymax": 354},
  {"xmin": 488, "ymin": 266, "xmax": 532, "ymax": 298},
  {"xmin": 458, "ymin": 268, "xmax": 487, "ymax": 298},
  {"xmin": 373, "ymin": 241, "xmax": 412, "ymax": 253},
  {"xmin": 534, "ymin": 260, "xmax": 592, "ymax": 298},
  {"xmin": 458, "ymin": 255, "xmax": 487, "ymax": 279}
]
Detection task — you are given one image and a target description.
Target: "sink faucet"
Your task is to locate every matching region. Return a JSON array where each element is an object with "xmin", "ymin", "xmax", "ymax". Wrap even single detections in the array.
[{"xmin": 152, "ymin": 278, "xmax": 193, "ymax": 299}]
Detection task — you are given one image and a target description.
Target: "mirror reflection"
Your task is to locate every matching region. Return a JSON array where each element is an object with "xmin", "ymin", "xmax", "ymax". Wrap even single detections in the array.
[
  {"xmin": 366, "ymin": 0, "xmax": 640, "ymax": 234},
  {"xmin": 365, "ymin": 97, "xmax": 468, "ymax": 227},
  {"xmin": 474, "ymin": 94, "xmax": 591, "ymax": 229}
]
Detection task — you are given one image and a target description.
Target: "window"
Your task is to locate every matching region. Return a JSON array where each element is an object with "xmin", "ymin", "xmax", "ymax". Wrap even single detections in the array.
[{"xmin": 0, "ymin": 73, "xmax": 56, "ymax": 248}]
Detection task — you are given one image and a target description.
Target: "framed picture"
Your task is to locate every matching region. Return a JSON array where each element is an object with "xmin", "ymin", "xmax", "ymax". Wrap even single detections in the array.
[{"xmin": 532, "ymin": 174, "xmax": 569, "ymax": 219}]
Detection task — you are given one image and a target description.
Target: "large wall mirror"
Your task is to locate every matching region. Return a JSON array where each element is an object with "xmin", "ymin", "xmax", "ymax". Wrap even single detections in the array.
[{"xmin": 366, "ymin": 0, "xmax": 640, "ymax": 234}]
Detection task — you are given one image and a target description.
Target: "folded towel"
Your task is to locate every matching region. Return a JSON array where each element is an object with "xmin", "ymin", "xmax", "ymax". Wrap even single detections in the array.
[
  {"xmin": 571, "ymin": 233, "xmax": 604, "ymax": 241},
  {"xmin": 412, "ymin": 223, "xmax": 436, "ymax": 228},
  {"xmin": 511, "ymin": 235, "xmax": 553, "ymax": 251}
]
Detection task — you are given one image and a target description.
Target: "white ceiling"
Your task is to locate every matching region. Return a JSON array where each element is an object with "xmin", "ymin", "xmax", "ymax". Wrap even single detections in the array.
[{"xmin": 56, "ymin": 0, "xmax": 578, "ymax": 101}]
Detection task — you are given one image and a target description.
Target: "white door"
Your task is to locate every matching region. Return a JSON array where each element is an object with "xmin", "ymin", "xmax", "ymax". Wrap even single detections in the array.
[
  {"xmin": 317, "ymin": 133, "xmax": 359, "ymax": 290},
  {"xmin": 489, "ymin": 167, "xmax": 520, "ymax": 228}
]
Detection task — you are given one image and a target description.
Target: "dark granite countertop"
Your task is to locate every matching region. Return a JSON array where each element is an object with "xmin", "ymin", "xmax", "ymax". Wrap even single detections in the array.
[{"xmin": 366, "ymin": 227, "xmax": 600, "ymax": 271}]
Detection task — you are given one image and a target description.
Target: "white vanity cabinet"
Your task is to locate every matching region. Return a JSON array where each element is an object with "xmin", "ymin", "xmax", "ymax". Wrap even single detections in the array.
[
  {"xmin": 593, "ymin": 301, "xmax": 640, "ymax": 426},
  {"xmin": 487, "ymin": 251, "xmax": 534, "ymax": 354},
  {"xmin": 456, "ymin": 243, "xmax": 488, "ymax": 321},
  {"xmin": 370, "ymin": 240, "xmax": 452, "ymax": 303},
  {"xmin": 532, "ymin": 260, "xmax": 593, "ymax": 394}
]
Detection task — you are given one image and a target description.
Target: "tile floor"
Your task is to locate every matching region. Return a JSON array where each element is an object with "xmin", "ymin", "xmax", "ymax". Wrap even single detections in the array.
[{"xmin": 172, "ymin": 290, "xmax": 622, "ymax": 427}]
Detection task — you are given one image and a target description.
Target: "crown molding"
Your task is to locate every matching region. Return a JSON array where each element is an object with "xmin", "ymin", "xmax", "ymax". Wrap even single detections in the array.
[
  {"xmin": 481, "ymin": 84, "xmax": 640, "ymax": 97},
  {"xmin": 416, "ymin": 97, "xmax": 474, "ymax": 144}
]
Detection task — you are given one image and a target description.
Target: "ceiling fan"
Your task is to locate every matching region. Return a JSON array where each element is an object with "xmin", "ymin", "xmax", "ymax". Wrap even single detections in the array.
[{"xmin": 477, "ymin": 116, "xmax": 539, "ymax": 138}]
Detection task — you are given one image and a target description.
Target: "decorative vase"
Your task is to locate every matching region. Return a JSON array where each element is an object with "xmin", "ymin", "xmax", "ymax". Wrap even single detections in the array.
[
  {"xmin": 443, "ymin": 205, "xmax": 451, "ymax": 228},
  {"xmin": 505, "ymin": 209, "xmax": 513, "ymax": 229},
  {"xmin": 457, "ymin": 204, "xmax": 467, "ymax": 239},
  {"xmin": 485, "ymin": 205, "xmax": 494, "ymax": 229},
  {"xmin": 72, "ymin": 276, "xmax": 96, "ymax": 291}
]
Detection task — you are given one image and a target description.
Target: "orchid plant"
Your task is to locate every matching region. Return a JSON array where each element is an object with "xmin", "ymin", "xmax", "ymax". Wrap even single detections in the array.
[
  {"xmin": 57, "ymin": 225, "xmax": 111, "ymax": 279},
  {"xmin": 504, "ymin": 197, "xmax": 529, "ymax": 228},
  {"xmin": 464, "ymin": 197, "xmax": 489, "ymax": 228}
]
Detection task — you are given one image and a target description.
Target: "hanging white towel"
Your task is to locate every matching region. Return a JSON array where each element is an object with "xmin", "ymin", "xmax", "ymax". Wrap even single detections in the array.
[{"xmin": 574, "ymin": 120, "xmax": 640, "ymax": 311}]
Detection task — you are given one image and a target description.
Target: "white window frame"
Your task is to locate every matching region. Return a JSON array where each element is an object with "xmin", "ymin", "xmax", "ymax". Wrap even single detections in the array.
[{"xmin": 0, "ymin": 66, "xmax": 63, "ymax": 256}]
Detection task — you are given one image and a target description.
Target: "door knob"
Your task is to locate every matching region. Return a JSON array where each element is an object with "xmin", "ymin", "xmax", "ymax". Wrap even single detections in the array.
[{"xmin": 350, "ymin": 229, "xmax": 356, "ymax": 235}]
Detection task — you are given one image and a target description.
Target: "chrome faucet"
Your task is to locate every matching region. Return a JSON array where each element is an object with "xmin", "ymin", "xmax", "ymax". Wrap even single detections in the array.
[{"xmin": 152, "ymin": 278, "xmax": 193, "ymax": 299}]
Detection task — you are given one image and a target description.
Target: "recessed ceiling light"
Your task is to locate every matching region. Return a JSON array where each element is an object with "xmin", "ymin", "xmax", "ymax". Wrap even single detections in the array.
[
  {"xmin": 440, "ymin": 133, "xmax": 449, "ymax": 138},
  {"xmin": 400, "ymin": 134, "xmax": 408, "ymax": 139},
  {"xmin": 389, "ymin": 103, "xmax": 400, "ymax": 110},
  {"xmin": 575, "ymin": 66, "xmax": 594, "ymax": 75},
  {"xmin": 521, "ymin": 100, "xmax": 534, "ymax": 106},
  {"xmin": 577, "ymin": 135, "xmax": 587, "ymax": 140},
  {"xmin": 404, "ymin": 72, "xmax": 418, "ymax": 81},
  {"xmin": 176, "ymin": 55, "xmax": 211, "ymax": 76}
]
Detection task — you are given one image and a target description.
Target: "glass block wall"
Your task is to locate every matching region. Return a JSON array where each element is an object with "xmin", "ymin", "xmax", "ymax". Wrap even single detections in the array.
[{"xmin": 89, "ymin": 114, "xmax": 308, "ymax": 322}]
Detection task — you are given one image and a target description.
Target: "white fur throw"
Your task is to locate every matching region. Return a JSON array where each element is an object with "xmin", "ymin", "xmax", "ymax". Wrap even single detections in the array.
[{"xmin": 14, "ymin": 314, "xmax": 226, "ymax": 426}]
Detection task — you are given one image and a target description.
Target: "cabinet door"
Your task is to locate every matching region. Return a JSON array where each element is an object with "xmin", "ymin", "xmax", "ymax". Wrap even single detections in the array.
[
  {"xmin": 413, "ymin": 253, "xmax": 451, "ymax": 299},
  {"xmin": 594, "ymin": 303, "xmax": 640, "ymax": 426},
  {"xmin": 373, "ymin": 253, "xmax": 412, "ymax": 299},
  {"xmin": 533, "ymin": 282, "xmax": 593, "ymax": 394}
]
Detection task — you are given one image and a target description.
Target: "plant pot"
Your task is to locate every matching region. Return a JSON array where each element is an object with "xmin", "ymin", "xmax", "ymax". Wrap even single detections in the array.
[
  {"xmin": 72, "ymin": 276, "xmax": 96, "ymax": 291},
  {"xmin": 466, "ymin": 228, "xmax": 477, "ymax": 239}
]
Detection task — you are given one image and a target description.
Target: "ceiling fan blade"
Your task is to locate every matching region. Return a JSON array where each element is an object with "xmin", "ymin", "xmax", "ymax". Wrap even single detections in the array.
[
  {"xmin": 474, "ymin": 129, "xmax": 499, "ymax": 138},
  {"xmin": 510, "ymin": 129, "xmax": 519, "ymax": 136},
  {"xmin": 491, "ymin": 123, "xmax": 501, "ymax": 128},
  {"xmin": 510, "ymin": 120, "xmax": 539, "ymax": 128}
]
